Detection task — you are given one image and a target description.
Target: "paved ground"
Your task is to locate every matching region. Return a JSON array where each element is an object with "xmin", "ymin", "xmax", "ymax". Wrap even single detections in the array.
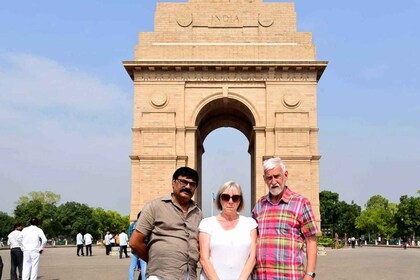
[{"xmin": 1, "ymin": 245, "xmax": 419, "ymax": 279}]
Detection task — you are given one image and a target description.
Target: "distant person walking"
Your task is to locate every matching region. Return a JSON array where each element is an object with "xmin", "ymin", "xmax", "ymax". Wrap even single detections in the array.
[
  {"xmin": 7, "ymin": 222, "xmax": 24, "ymax": 280},
  {"xmin": 76, "ymin": 232, "xmax": 84, "ymax": 256},
  {"xmin": 84, "ymin": 232, "xmax": 93, "ymax": 256},
  {"xmin": 104, "ymin": 232, "xmax": 111, "ymax": 255},
  {"xmin": 21, "ymin": 217, "xmax": 47, "ymax": 280},
  {"xmin": 402, "ymin": 236, "xmax": 408, "ymax": 249},
  {"xmin": 119, "ymin": 230, "xmax": 129, "ymax": 259}
]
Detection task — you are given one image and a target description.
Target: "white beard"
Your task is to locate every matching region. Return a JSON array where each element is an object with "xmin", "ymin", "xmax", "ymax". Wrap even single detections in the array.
[{"xmin": 269, "ymin": 183, "xmax": 284, "ymax": 197}]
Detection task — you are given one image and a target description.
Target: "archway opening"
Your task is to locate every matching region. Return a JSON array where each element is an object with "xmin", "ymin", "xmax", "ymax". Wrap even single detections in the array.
[
  {"xmin": 201, "ymin": 128, "xmax": 251, "ymax": 217},
  {"xmin": 194, "ymin": 97, "xmax": 256, "ymax": 217}
]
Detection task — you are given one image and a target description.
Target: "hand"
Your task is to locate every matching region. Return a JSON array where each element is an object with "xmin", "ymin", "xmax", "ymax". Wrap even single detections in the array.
[{"xmin": 303, "ymin": 275, "xmax": 314, "ymax": 280}]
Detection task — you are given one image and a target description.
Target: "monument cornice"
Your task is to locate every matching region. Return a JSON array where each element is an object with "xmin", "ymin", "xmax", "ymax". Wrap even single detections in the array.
[{"xmin": 123, "ymin": 60, "xmax": 327, "ymax": 81}]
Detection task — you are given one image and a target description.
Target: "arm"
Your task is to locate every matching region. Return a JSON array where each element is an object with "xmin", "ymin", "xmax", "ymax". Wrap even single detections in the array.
[
  {"xmin": 304, "ymin": 235, "xmax": 317, "ymax": 280},
  {"xmin": 129, "ymin": 230, "xmax": 149, "ymax": 262},
  {"xmin": 39, "ymin": 229, "xmax": 48, "ymax": 254},
  {"xmin": 199, "ymin": 232, "xmax": 220, "ymax": 280},
  {"xmin": 238, "ymin": 228, "xmax": 257, "ymax": 280}
]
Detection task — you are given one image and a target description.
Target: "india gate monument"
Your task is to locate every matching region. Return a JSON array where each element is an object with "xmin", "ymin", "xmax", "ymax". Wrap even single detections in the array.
[{"xmin": 124, "ymin": 0, "xmax": 327, "ymax": 223}]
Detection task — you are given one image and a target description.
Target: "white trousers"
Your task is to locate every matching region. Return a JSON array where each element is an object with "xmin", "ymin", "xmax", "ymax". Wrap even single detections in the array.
[{"xmin": 22, "ymin": 250, "xmax": 41, "ymax": 280}]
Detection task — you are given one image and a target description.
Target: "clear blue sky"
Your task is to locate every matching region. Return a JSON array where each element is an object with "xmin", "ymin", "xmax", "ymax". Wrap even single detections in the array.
[{"xmin": 1, "ymin": 0, "xmax": 419, "ymax": 218}]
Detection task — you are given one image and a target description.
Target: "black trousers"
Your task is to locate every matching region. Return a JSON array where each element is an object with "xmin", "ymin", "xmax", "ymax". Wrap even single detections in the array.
[
  {"xmin": 119, "ymin": 245, "xmax": 128, "ymax": 258},
  {"xmin": 77, "ymin": 244, "xmax": 84, "ymax": 256},
  {"xmin": 105, "ymin": 244, "xmax": 111, "ymax": 255},
  {"xmin": 85, "ymin": 244, "xmax": 92, "ymax": 256},
  {"xmin": 10, "ymin": 248, "xmax": 23, "ymax": 280},
  {"xmin": 0, "ymin": 256, "xmax": 4, "ymax": 280}
]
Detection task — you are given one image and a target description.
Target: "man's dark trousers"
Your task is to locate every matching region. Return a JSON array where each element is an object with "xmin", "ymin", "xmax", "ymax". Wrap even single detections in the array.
[
  {"xmin": 0, "ymin": 256, "xmax": 4, "ymax": 280},
  {"xmin": 119, "ymin": 245, "xmax": 128, "ymax": 258},
  {"xmin": 77, "ymin": 244, "xmax": 84, "ymax": 256},
  {"xmin": 10, "ymin": 247, "xmax": 23, "ymax": 280}
]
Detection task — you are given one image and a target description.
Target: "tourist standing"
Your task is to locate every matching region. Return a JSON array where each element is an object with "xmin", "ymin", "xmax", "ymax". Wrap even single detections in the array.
[
  {"xmin": 129, "ymin": 167, "xmax": 203, "ymax": 280},
  {"xmin": 199, "ymin": 181, "xmax": 257, "ymax": 280},
  {"xmin": 253, "ymin": 157, "xmax": 319, "ymax": 280},
  {"xmin": 119, "ymin": 230, "xmax": 129, "ymax": 259},
  {"xmin": 21, "ymin": 217, "xmax": 47, "ymax": 280},
  {"xmin": 128, "ymin": 212, "xmax": 147, "ymax": 280},
  {"xmin": 104, "ymin": 232, "xmax": 111, "ymax": 255},
  {"xmin": 7, "ymin": 222, "xmax": 24, "ymax": 280},
  {"xmin": 76, "ymin": 232, "xmax": 84, "ymax": 256},
  {"xmin": 84, "ymin": 232, "xmax": 93, "ymax": 256}
]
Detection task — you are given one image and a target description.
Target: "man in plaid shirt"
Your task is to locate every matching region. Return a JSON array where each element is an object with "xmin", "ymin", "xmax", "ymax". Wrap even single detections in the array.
[{"xmin": 252, "ymin": 157, "xmax": 319, "ymax": 280}]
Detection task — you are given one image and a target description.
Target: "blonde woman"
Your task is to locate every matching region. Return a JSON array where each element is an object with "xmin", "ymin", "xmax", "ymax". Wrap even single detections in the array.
[{"xmin": 199, "ymin": 181, "xmax": 257, "ymax": 280}]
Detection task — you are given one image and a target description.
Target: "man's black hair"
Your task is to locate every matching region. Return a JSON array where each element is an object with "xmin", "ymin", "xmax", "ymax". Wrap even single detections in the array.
[
  {"xmin": 30, "ymin": 217, "xmax": 39, "ymax": 226},
  {"xmin": 14, "ymin": 222, "xmax": 23, "ymax": 229},
  {"xmin": 172, "ymin": 167, "xmax": 199, "ymax": 185}
]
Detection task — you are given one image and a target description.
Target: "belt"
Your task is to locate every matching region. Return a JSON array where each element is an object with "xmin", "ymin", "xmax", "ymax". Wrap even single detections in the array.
[{"xmin": 11, "ymin": 247, "xmax": 22, "ymax": 250}]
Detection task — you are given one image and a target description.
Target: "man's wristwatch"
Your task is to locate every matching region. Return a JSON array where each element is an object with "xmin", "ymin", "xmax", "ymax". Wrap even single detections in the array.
[{"xmin": 305, "ymin": 272, "xmax": 316, "ymax": 278}]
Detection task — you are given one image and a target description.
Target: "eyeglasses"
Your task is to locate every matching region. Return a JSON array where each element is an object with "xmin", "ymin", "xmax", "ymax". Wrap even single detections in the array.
[
  {"xmin": 176, "ymin": 179, "xmax": 197, "ymax": 189},
  {"xmin": 220, "ymin": 194, "xmax": 241, "ymax": 203}
]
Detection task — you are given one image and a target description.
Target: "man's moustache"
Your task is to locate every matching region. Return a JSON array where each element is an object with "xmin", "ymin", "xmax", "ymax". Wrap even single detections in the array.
[{"xmin": 181, "ymin": 188, "xmax": 193, "ymax": 195}]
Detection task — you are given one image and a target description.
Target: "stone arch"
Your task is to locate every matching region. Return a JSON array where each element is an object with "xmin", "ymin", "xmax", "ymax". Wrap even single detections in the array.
[
  {"xmin": 124, "ymin": 0, "xmax": 327, "ymax": 225},
  {"xmin": 193, "ymin": 97, "xmax": 256, "ymax": 208}
]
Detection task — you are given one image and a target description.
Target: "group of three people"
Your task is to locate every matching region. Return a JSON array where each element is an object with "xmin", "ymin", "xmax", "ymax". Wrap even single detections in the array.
[{"xmin": 129, "ymin": 157, "xmax": 318, "ymax": 280}]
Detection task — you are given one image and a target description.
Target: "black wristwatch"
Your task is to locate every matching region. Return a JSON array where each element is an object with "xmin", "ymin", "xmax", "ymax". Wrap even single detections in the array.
[{"xmin": 305, "ymin": 272, "xmax": 316, "ymax": 278}]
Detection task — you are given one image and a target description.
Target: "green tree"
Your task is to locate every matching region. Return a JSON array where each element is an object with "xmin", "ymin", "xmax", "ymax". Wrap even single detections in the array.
[
  {"xmin": 55, "ymin": 202, "xmax": 98, "ymax": 240},
  {"xmin": 335, "ymin": 200, "xmax": 361, "ymax": 237},
  {"xmin": 14, "ymin": 191, "xmax": 61, "ymax": 228},
  {"xmin": 319, "ymin": 191, "xmax": 361, "ymax": 237},
  {"xmin": 14, "ymin": 200, "xmax": 44, "ymax": 226},
  {"xmin": 16, "ymin": 191, "xmax": 60, "ymax": 205},
  {"xmin": 355, "ymin": 195, "xmax": 397, "ymax": 241},
  {"xmin": 319, "ymin": 190, "xmax": 339, "ymax": 236},
  {"xmin": 395, "ymin": 195, "xmax": 420, "ymax": 241},
  {"xmin": 0, "ymin": 211, "xmax": 15, "ymax": 239}
]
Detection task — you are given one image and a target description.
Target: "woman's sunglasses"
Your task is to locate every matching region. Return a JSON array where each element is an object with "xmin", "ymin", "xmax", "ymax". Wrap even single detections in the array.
[{"xmin": 220, "ymin": 194, "xmax": 241, "ymax": 203}]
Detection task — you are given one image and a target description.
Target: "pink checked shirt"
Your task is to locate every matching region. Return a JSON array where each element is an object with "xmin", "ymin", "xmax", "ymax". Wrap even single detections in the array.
[{"xmin": 252, "ymin": 187, "xmax": 319, "ymax": 280}]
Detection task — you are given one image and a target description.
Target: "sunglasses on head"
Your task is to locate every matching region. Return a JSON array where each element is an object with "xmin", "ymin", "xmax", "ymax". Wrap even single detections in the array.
[{"xmin": 220, "ymin": 194, "xmax": 241, "ymax": 203}]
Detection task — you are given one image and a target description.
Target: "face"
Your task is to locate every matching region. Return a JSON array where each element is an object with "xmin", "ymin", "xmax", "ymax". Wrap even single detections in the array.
[
  {"xmin": 220, "ymin": 186, "xmax": 241, "ymax": 212},
  {"xmin": 172, "ymin": 175, "xmax": 198, "ymax": 203},
  {"xmin": 263, "ymin": 166, "xmax": 288, "ymax": 197}
]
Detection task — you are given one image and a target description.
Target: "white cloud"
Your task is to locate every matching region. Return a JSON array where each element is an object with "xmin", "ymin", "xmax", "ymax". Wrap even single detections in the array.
[{"xmin": 0, "ymin": 52, "xmax": 132, "ymax": 215}]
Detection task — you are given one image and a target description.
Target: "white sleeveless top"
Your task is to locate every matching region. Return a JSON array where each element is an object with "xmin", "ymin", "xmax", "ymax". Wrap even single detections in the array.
[{"xmin": 199, "ymin": 215, "xmax": 257, "ymax": 280}]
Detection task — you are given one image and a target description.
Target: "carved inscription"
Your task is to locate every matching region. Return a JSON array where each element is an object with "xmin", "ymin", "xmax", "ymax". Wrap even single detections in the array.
[{"xmin": 210, "ymin": 14, "xmax": 242, "ymax": 27}]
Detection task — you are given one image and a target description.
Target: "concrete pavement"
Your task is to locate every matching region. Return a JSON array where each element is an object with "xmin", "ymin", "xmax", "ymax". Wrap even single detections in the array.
[{"xmin": 1, "ymin": 245, "xmax": 419, "ymax": 280}]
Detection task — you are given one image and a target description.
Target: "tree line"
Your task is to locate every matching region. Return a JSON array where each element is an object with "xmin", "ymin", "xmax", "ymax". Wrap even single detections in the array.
[
  {"xmin": 319, "ymin": 190, "xmax": 420, "ymax": 243},
  {"xmin": 0, "ymin": 191, "xmax": 129, "ymax": 244},
  {"xmin": 1, "ymin": 190, "xmax": 419, "ymax": 245}
]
